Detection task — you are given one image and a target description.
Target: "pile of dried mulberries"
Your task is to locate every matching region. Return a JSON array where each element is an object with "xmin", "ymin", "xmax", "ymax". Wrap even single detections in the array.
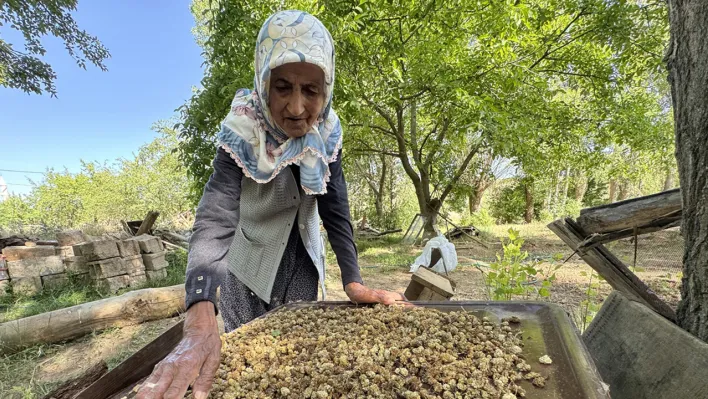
[{"xmin": 208, "ymin": 306, "xmax": 548, "ymax": 399}]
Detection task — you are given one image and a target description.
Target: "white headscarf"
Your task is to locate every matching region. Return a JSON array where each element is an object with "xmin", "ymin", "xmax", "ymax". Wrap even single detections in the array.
[{"xmin": 217, "ymin": 10, "xmax": 342, "ymax": 195}]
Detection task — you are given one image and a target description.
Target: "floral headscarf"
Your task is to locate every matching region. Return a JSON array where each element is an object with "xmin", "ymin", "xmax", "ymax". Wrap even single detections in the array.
[{"xmin": 217, "ymin": 10, "xmax": 342, "ymax": 195}]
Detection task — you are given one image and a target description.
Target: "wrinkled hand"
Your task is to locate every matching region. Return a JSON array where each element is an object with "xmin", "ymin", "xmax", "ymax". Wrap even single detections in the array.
[
  {"xmin": 137, "ymin": 301, "xmax": 221, "ymax": 399},
  {"xmin": 345, "ymin": 282, "xmax": 407, "ymax": 305}
]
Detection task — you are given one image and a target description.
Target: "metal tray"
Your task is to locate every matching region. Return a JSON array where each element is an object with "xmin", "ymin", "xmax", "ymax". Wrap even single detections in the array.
[
  {"xmin": 256, "ymin": 301, "xmax": 609, "ymax": 399},
  {"xmin": 86, "ymin": 301, "xmax": 608, "ymax": 399}
]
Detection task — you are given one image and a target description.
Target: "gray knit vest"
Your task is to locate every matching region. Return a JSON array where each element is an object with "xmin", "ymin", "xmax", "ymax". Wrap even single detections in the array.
[{"xmin": 226, "ymin": 169, "xmax": 326, "ymax": 303}]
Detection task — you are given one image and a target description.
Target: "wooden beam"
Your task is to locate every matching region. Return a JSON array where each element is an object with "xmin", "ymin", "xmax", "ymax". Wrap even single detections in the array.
[
  {"xmin": 548, "ymin": 218, "xmax": 676, "ymax": 322},
  {"xmin": 577, "ymin": 215, "xmax": 682, "ymax": 250},
  {"xmin": 0, "ymin": 284, "xmax": 185, "ymax": 354},
  {"xmin": 576, "ymin": 188, "xmax": 682, "ymax": 234},
  {"xmin": 136, "ymin": 211, "xmax": 160, "ymax": 236},
  {"xmin": 76, "ymin": 321, "xmax": 184, "ymax": 399}
]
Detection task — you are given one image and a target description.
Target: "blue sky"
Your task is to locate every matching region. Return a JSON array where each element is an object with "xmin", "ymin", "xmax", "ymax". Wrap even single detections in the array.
[{"xmin": 0, "ymin": 0, "xmax": 204, "ymax": 195}]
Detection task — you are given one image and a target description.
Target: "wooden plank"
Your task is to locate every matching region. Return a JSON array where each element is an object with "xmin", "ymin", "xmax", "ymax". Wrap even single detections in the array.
[
  {"xmin": 77, "ymin": 320, "xmax": 184, "ymax": 399},
  {"xmin": 583, "ymin": 292, "xmax": 708, "ymax": 399},
  {"xmin": 548, "ymin": 218, "xmax": 676, "ymax": 321},
  {"xmin": 411, "ymin": 267, "xmax": 454, "ymax": 298},
  {"xmin": 404, "ymin": 280, "xmax": 425, "ymax": 300},
  {"xmin": 136, "ymin": 211, "xmax": 160, "ymax": 236},
  {"xmin": 42, "ymin": 360, "xmax": 108, "ymax": 399},
  {"xmin": 576, "ymin": 188, "xmax": 681, "ymax": 234}
]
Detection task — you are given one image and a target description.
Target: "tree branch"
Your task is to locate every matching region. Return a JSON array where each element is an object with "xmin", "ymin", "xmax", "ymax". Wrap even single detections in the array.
[
  {"xmin": 529, "ymin": 8, "xmax": 588, "ymax": 70},
  {"xmin": 348, "ymin": 123, "xmax": 397, "ymax": 137},
  {"xmin": 440, "ymin": 146, "xmax": 480, "ymax": 204},
  {"xmin": 423, "ymin": 118, "xmax": 450, "ymax": 169},
  {"xmin": 350, "ymin": 148, "xmax": 400, "ymax": 157},
  {"xmin": 537, "ymin": 69, "xmax": 605, "ymax": 80}
]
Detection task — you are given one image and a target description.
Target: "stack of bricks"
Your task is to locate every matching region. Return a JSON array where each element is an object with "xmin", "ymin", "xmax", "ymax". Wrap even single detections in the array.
[
  {"xmin": 72, "ymin": 234, "xmax": 166, "ymax": 293},
  {"xmin": 2, "ymin": 245, "xmax": 66, "ymax": 295},
  {"xmin": 0, "ymin": 255, "xmax": 11, "ymax": 296},
  {"xmin": 128, "ymin": 235, "xmax": 169, "ymax": 280},
  {"xmin": 0, "ymin": 232, "xmax": 168, "ymax": 295}
]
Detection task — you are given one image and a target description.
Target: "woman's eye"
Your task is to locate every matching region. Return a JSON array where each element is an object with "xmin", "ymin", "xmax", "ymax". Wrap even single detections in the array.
[{"xmin": 275, "ymin": 86, "xmax": 290, "ymax": 93}]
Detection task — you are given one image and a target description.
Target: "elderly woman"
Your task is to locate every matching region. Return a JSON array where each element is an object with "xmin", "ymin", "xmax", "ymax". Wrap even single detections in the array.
[{"xmin": 138, "ymin": 10, "xmax": 405, "ymax": 399}]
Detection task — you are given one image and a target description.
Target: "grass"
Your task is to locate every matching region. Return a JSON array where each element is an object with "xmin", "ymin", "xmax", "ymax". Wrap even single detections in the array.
[
  {"xmin": 0, "ymin": 250, "xmax": 188, "ymax": 323},
  {"xmin": 0, "ymin": 344, "xmax": 64, "ymax": 398},
  {"xmin": 0, "ymin": 319, "xmax": 178, "ymax": 399}
]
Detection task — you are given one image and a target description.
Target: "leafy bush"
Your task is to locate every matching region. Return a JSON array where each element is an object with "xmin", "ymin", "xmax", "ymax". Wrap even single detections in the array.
[
  {"xmin": 489, "ymin": 183, "xmax": 526, "ymax": 224},
  {"xmin": 469, "ymin": 208, "xmax": 495, "ymax": 227},
  {"xmin": 484, "ymin": 228, "xmax": 561, "ymax": 300}
]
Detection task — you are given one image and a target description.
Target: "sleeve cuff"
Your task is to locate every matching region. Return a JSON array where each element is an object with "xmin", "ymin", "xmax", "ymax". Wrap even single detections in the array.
[{"xmin": 185, "ymin": 273, "xmax": 220, "ymax": 315}]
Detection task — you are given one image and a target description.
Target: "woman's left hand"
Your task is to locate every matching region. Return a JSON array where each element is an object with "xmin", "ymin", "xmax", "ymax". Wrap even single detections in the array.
[{"xmin": 344, "ymin": 282, "xmax": 407, "ymax": 305}]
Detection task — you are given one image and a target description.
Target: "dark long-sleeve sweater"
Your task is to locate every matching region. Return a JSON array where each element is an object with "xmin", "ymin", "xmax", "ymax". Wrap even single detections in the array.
[{"xmin": 184, "ymin": 147, "xmax": 363, "ymax": 311}]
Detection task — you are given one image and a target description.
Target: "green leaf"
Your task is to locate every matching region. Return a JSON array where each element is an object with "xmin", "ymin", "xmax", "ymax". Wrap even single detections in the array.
[
  {"xmin": 271, "ymin": 329, "xmax": 281, "ymax": 337},
  {"xmin": 538, "ymin": 288, "xmax": 550, "ymax": 297}
]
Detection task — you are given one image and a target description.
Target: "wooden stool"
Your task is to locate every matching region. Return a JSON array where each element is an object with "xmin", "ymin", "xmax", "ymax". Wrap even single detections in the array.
[{"xmin": 404, "ymin": 266, "xmax": 456, "ymax": 301}]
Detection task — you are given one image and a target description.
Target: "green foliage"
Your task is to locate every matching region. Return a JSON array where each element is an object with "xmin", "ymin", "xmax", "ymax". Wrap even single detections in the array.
[
  {"xmin": 489, "ymin": 181, "xmax": 527, "ymax": 224},
  {"xmin": 578, "ymin": 270, "xmax": 603, "ymax": 331},
  {"xmin": 180, "ymin": 0, "xmax": 674, "ymax": 224},
  {"xmin": 468, "ymin": 208, "xmax": 495, "ymax": 228},
  {"xmin": 484, "ymin": 228, "xmax": 561, "ymax": 301},
  {"xmin": 0, "ymin": 0, "xmax": 110, "ymax": 96},
  {"xmin": 0, "ymin": 123, "xmax": 192, "ymax": 232}
]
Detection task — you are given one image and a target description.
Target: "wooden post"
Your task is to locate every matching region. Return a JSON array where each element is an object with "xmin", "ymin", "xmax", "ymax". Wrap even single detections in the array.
[
  {"xmin": 136, "ymin": 211, "xmax": 160, "ymax": 236},
  {"xmin": 548, "ymin": 218, "xmax": 676, "ymax": 321}
]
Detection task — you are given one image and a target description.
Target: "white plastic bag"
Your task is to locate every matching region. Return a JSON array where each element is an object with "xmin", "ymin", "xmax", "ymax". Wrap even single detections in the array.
[{"xmin": 409, "ymin": 235, "xmax": 458, "ymax": 274}]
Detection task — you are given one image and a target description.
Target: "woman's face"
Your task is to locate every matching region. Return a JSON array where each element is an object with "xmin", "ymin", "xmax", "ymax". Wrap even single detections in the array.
[{"xmin": 268, "ymin": 62, "xmax": 326, "ymax": 138}]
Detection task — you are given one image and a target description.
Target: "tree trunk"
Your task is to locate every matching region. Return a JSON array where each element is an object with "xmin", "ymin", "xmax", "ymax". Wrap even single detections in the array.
[
  {"xmin": 560, "ymin": 166, "xmax": 571, "ymax": 212},
  {"xmin": 422, "ymin": 198, "xmax": 441, "ymax": 240},
  {"xmin": 574, "ymin": 171, "xmax": 588, "ymax": 203},
  {"xmin": 664, "ymin": 168, "xmax": 675, "ymax": 191},
  {"xmin": 609, "ymin": 179, "xmax": 618, "ymax": 203},
  {"xmin": 468, "ymin": 185, "xmax": 485, "ymax": 214},
  {"xmin": 374, "ymin": 154, "xmax": 387, "ymax": 222},
  {"xmin": 667, "ymin": 0, "xmax": 708, "ymax": 342},
  {"xmin": 552, "ymin": 172, "xmax": 561, "ymax": 214},
  {"xmin": 523, "ymin": 179, "xmax": 534, "ymax": 223},
  {"xmin": 618, "ymin": 180, "xmax": 630, "ymax": 201}
]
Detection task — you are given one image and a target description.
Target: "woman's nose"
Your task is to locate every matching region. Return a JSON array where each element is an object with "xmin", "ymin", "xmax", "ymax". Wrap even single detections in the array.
[{"xmin": 287, "ymin": 91, "xmax": 305, "ymax": 116}]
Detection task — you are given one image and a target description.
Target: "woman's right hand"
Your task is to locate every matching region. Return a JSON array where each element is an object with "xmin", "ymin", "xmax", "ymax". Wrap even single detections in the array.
[{"xmin": 136, "ymin": 301, "xmax": 221, "ymax": 399}]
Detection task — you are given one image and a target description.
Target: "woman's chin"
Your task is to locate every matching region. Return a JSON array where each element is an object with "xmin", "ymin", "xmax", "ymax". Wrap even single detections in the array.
[{"xmin": 284, "ymin": 127, "xmax": 309, "ymax": 138}]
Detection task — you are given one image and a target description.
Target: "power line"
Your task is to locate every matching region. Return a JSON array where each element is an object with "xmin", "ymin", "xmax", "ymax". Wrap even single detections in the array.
[
  {"xmin": 0, "ymin": 168, "xmax": 44, "ymax": 174},
  {"xmin": 4, "ymin": 182, "xmax": 34, "ymax": 187}
]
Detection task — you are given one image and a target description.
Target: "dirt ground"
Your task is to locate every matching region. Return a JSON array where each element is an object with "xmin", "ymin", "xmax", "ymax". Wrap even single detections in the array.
[{"xmin": 1, "ymin": 224, "xmax": 683, "ymax": 398}]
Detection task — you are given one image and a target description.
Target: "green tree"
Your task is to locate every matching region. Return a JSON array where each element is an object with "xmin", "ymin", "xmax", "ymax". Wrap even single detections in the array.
[
  {"xmin": 0, "ymin": 124, "xmax": 191, "ymax": 231},
  {"xmin": 180, "ymin": 0, "xmax": 672, "ymax": 237},
  {"xmin": 0, "ymin": 0, "xmax": 110, "ymax": 96}
]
